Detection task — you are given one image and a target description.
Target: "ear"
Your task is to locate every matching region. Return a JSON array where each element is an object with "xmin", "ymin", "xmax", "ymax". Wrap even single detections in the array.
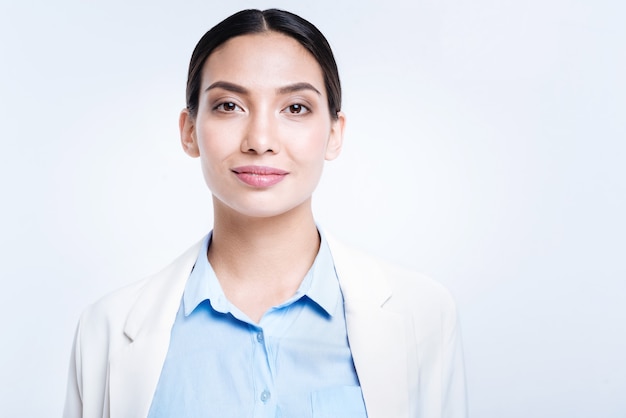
[
  {"xmin": 180, "ymin": 108, "xmax": 199, "ymax": 158},
  {"xmin": 325, "ymin": 111, "xmax": 346, "ymax": 161}
]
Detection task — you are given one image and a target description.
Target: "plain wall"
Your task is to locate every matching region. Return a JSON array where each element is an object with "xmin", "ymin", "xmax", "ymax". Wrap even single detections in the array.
[{"xmin": 0, "ymin": 0, "xmax": 624, "ymax": 416}]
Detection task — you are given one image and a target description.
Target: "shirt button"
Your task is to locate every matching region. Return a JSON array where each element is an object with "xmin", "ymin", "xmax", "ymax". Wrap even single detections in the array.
[
  {"xmin": 260, "ymin": 390, "xmax": 271, "ymax": 403},
  {"xmin": 256, "ymin": 331, "xmax": 264, "ymax": 343}
]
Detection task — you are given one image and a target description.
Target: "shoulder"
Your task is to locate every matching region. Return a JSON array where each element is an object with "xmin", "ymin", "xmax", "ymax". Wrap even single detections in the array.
[
  {"xmin": 77, "ymin": 274, "xmax": 152, "ymax": 335},
  {"xmin": 64, "ymin": 240, "xmax": 204, "ymax": 417},
  {"xmin": 76, "ymin": 239, "xmax": 203, "ymax": 341},
  {"xmin": 327, "ymin": 233, "xmax": 458, "ymax": 322}
]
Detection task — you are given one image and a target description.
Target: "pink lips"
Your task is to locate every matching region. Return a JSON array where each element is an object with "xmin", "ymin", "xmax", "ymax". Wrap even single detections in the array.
[{"xmin": 231, "ymin": 165, "xmax": 289, "ymax": 188}]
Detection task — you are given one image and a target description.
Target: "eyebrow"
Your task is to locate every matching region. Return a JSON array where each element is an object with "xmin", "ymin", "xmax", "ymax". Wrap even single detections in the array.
[
  {"xmin": 205, "ymin": 81, "xmax": 321, "ymax": 96},
  {"xmin": 277, "ymin": 82, "xmax": 321, "ymax": 96},
  {"xmin": 205, "ymin": 81, "xmax": 248, "ymax": 94}
]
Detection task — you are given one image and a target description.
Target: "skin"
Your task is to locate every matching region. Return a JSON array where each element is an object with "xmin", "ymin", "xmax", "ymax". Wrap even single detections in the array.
[{"xmin": 179, "ymin": 32, "xmax": 346, "ymax": 322}]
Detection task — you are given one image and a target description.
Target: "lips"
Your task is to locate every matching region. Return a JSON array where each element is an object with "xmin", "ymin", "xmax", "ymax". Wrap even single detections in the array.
[{"xmin": 231, "ymin": 165, "xmax": 289, "ymax": 188}]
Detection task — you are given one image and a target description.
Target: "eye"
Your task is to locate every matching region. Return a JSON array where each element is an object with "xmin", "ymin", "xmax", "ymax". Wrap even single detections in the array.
[
  {"xmin": 215, "ymin": 102, "xmax": 242, "ymax": 112},
  {"xmin": 284, "ymin": 103, "xmax": 310, "ymax": 115}
]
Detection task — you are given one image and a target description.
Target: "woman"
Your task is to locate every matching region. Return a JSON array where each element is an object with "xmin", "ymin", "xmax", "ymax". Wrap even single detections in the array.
[{"xmin": 63, "ymin": 9, "xmax": 467, "ymax": 418}]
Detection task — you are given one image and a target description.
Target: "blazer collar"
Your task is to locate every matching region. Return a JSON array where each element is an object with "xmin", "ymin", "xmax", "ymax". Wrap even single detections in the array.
[{"xmin": 327, "ymin": 234, "xmax": 412, "ymax": 418}]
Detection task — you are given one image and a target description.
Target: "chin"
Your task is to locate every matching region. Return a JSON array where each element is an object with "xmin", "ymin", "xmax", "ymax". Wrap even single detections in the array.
[{"xmin": 214, "ymin": 194, "xmax": 312, "ymax": 220}]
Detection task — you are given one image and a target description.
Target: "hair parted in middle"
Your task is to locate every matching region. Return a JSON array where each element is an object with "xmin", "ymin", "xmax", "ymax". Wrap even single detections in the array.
[{"xmin": 185, "ymin": 9, "xmax": 342, "ymax": 120}]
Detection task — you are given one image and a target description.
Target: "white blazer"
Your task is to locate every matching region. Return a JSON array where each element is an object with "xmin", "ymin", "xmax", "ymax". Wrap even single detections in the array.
[{"xmin": 63, "ymin": 236, "xmax": 467, "ymax": 418}]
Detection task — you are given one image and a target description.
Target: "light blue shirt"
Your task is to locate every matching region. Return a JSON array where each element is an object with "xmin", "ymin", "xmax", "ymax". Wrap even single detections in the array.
[{"xmin": 148, "ymin": 231, "xmax": 367, "ymax": 418}]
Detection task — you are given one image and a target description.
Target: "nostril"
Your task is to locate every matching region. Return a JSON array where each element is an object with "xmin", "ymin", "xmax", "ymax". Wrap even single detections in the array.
[{"xmin": 246, "ymin": 147, "xmax": 275, "ymax": 154}]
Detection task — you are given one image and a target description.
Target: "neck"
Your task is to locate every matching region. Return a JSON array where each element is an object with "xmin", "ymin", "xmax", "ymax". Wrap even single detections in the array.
[{"xmin": 207, "ymin": 197, "xmax": 320, "ymax": 322}]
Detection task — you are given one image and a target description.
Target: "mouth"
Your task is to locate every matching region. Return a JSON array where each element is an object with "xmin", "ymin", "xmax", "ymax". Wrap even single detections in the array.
[{"xmin": 231, "ymin": 165, "xmax": 289, "ymax": 188}]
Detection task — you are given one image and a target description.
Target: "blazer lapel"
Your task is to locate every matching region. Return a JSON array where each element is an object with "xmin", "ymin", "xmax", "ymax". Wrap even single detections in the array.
[
  {"xmin": 108, "ymin": 240, "xmax": 203, "ymax": 418},
  {"xmin": 327, "ymin": 235, "xmax": 412, "ymax": 418},
  {"xmin": 344, "ymin": 300, "xmax": 411, "ymax": 418}
]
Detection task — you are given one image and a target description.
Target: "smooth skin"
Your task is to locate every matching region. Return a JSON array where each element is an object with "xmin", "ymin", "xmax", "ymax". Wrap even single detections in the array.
[{"xmin": 179, "ymin": 32, "xmax": 346, "ymax": 323}]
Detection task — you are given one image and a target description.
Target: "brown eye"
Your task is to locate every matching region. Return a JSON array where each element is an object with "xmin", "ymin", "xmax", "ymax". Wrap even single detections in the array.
[
  {"xmin": 216, "ymin": 102, "xmax": 241, "ymax": 112},
  {"xmin": 285, "ymin": 103, "xmax": 309, "ymax": 114}
]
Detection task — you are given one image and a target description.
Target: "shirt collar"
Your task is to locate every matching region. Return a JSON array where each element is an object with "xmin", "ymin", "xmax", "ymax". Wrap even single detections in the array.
[{"xmin": 183, "ymin": 229, "xmax": 340, "ymax": 318}]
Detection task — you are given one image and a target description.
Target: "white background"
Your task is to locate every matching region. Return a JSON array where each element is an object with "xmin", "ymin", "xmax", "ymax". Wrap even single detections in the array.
[{"xmin": 1, "ymin": 0, "xmax": 625, "ymax": 416}]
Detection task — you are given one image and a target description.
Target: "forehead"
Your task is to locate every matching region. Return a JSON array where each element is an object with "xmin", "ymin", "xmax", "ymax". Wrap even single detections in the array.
[{"xmin": 201, "ymin": 32, "xmax": 325, "ymax": 91}]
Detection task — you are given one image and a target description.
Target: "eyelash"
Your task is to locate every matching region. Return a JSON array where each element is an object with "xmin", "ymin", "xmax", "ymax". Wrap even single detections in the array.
[{"xmin": 212, "ymin": 101, "xmax": 311, "ymax": 115}]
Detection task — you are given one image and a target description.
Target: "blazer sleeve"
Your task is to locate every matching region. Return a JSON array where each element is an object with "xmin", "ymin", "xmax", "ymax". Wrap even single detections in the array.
[
  {"xmin": 63, "ymin": 322, "xmax": 83, "ymax": 418},
  {"xmin": 442, "ymin": 301, "xmax": 468, "ymax": 418}
]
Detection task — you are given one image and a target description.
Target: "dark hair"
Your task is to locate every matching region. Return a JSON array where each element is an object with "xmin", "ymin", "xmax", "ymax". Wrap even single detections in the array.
[{"xmin": 186, "ymin": 9, "xmax": 342, "ymax": 120}]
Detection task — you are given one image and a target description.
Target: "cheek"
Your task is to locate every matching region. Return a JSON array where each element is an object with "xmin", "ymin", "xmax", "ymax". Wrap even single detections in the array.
[
  {"xmin": 196, "ymin": 124, "xmax": 233, "ymax": 159},
  {"xmin": 291, "ymin": 123, "xmax": 331, "ymax": 157}
]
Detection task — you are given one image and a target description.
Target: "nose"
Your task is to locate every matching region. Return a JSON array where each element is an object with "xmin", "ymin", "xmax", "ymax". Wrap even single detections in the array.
[{"xmin": 241, "ymin": 110, "xmax": 279, "ymax": 155}]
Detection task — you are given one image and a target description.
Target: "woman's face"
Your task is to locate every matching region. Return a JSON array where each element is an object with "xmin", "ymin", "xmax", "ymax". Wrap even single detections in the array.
[{"xmin": 180, "ymin": 32, "xmax": 345, "ymax": 219}]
